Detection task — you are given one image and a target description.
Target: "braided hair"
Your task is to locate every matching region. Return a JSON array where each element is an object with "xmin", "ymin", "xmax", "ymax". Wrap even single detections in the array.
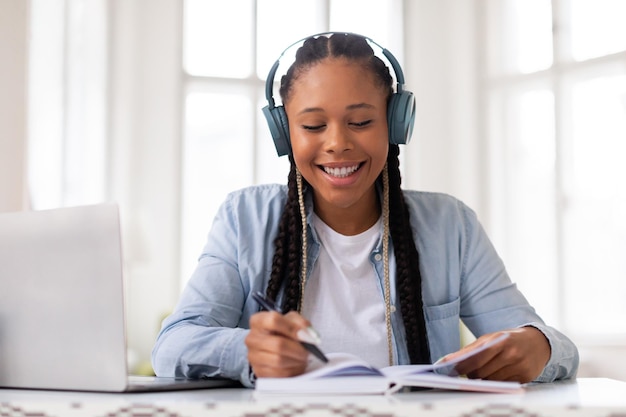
[{"xmin": 265, "ymin": 33, "xmax": 431, "ymax": 365}]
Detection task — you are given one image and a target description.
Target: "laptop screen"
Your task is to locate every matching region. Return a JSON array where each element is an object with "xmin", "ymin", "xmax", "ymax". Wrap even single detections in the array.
[{"xmin": 0, "ymin": 204, "xmax": 129, "ymax": 391}]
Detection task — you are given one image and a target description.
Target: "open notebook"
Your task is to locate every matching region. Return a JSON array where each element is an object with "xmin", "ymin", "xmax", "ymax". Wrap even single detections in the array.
[
  {"xmin": 255, "ymin": 334, "xmax": 523, "ymax": 395},
  {"xmin": 0, "ymin": 204, "xmax": 238, "ymax": 392}
]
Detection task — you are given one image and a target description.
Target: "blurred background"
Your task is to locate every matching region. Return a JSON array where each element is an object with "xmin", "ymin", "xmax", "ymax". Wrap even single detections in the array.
[{"xmin": 1, "ymin": 0, "xmax": 625, "ymax": 379}]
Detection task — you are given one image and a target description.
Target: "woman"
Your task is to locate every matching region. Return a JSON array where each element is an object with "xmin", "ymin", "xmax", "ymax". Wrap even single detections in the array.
[{"xmin": 152, "ymin": 33, "xmax": 578, "ymax": 387}]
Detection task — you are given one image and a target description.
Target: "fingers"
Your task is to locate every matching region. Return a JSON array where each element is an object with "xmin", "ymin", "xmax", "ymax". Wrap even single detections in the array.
[
  {"xmin": 458, "ymin": 345, "xmax": 522, "ymax": 381},
  {"xmin": 250, "ymin": 310, "xmax": 312, "ymax": 339},
  {"xmin": 444, "ymin": 334, "xmax": 503, "ymax": 378},
  {"xmin": 245, "ymin": 311, "xmax": 312, "ymax": 378},
  {"xmin": 443, "ymin": 327, "xmax": 551, "ymax": 383}
]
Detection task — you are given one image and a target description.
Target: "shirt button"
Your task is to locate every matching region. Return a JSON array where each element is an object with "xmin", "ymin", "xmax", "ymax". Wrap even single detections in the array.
[
  {"xmin": 390, "ymin": 305, "xmax": 396, "ymax": 313},
  {"xmin": 374, "ymin": 253, "xmax": 382, "ymax": 262}
]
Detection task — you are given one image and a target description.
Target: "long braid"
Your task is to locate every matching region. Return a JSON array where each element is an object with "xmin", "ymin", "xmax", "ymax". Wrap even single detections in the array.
[
  {"xmin": 296, "ymin": 168, "xmax": 308, "ymax": 312},
  {"xmin": 266, "ymin": 157, "xmax": 304, "ymax": 312},
  {"xmin": 386, "ymin": 145, "xmax": 431, "ymax": 364}
]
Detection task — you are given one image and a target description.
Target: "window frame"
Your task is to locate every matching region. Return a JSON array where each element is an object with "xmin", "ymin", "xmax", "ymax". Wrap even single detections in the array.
[{"xmin": 481, "ymin": 0, "xmax": 626, "ymax": 343}]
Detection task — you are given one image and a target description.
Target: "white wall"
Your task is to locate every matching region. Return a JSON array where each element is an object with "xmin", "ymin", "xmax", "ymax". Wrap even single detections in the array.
[
  {"xmin": 0, "ymin": 0, "xmax": 28, "ymax": 212},
  {"xmin": 402, "ymin": 0, "xmax": 483, "ymax": 218},
  {"xmin": 107, "ymin": 0, "xmax": 183, "ymax": 370}
]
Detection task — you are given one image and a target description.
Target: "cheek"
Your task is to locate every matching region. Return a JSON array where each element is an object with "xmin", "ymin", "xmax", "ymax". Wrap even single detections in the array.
[
  {"xmin": 290, "ymin": 130, "xmax": 318, "ymax": 160},
  {"xmin": 290, "ymin": 139, "xmax": 307, "ymax": 163},
  {"xmin": 290, "ymin": 141, "xmax": 314, "ymax": 177},
  {"xmin": 370, "ymin": 140, "xmax": 390, "ymax": 168}
]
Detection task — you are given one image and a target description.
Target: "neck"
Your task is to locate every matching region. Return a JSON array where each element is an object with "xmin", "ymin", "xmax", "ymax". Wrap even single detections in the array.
[{"xmin": 313, "ymin": 187, "xmax": 380, "ymax": 235}]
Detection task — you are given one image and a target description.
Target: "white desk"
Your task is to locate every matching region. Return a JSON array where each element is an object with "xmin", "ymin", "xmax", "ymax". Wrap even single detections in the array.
[{"xmin": 1, "ymin": 378, "xmax": 625, "ymax": 417}]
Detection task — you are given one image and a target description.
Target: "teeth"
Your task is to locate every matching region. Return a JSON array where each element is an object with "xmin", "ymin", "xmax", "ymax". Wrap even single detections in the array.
[{"xmin": 323, "ymin": 164, "xmax": 359, "ymax": 178}]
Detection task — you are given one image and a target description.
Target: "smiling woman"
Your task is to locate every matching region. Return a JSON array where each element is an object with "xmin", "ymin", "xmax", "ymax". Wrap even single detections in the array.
[{"xmin": 152, "ymin": 32, "xmax": 578, "ymax": 388}]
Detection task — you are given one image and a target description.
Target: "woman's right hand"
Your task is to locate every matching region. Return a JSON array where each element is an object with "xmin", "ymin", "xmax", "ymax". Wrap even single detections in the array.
[{"xmin": 245, "ymin": 310, "xmax": 311, "ymax": 378}]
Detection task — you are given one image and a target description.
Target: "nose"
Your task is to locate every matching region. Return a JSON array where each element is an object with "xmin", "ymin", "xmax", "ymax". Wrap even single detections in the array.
[{"xmin": 323, "ymin": 124, "xmax": 353, "ymax": 154}]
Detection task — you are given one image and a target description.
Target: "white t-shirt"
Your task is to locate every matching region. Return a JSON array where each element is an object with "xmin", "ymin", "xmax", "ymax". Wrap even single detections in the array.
[{"xmin": 301, "ymin": 213, "xmax": 389, "ymax": 368}]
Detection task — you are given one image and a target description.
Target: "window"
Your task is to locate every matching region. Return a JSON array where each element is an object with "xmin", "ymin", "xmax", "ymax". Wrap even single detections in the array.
[
  {"xmin": 483, "ymin": 0, "xmax": 626, "ymax": 339},
  {"xmin": 27, "ymin": 0, "xmax": 108, "ymax": 209},
  {"xmin": 180, "ymin": 0, "xmax": 403, "ymax": 284}
]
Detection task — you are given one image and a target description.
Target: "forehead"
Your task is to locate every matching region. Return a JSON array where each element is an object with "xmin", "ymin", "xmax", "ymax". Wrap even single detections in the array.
[{"xmin": 286, "ymin": 58, "xmax": 387, "ymax": 105}]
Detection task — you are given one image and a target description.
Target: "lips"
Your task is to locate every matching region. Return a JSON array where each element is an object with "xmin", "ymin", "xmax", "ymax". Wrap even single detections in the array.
[{"xmin": 322, "ymin": 163, "xmax": 361, "ymax": 178}]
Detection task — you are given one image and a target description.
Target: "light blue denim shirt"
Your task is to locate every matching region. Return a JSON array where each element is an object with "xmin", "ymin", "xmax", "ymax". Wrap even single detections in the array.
[{"xmin": 152, "ymin": 184, "xmax": 579, "ymax": 387}]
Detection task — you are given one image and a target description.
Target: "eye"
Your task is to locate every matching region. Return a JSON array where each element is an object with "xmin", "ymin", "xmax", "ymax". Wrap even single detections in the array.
[
  {"xmin": 350, "ymin": 120, "xmax": 372, "ymax": 128},
  {"xmin": 302, "ymin": 124, "xmax": 326, "ymax": 131}
]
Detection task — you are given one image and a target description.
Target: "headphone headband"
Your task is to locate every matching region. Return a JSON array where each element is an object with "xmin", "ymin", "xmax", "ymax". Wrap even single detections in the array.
[
  {"xmin": 265, "ymin": 32, "xmax": 406, "ymax": 108},
  {"xmin": 262, "ymin": 32, "xmax": 416, "ymax": 156}
]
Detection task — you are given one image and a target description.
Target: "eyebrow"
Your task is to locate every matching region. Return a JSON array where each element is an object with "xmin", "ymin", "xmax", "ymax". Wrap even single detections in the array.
[{"xmin": 297, "ymin": 102, "xmax": 376, "ymax": 115}]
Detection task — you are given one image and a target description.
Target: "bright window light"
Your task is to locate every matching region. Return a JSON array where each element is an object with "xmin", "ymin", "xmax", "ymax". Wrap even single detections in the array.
[
  {"xmin": 183, "ymin": 0, "xmax": 254, "ymax": 78},
  {"xmin": 570, "ymin": 0, "xmax": 626, "ymax": 61},
  {"xmin": 562, "ymin": 74, "xmax": 626, "ymax": 335}
]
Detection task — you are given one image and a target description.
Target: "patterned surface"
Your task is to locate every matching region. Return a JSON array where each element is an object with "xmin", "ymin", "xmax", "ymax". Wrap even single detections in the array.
[{"xmin": 2, "ymin": 402, "xmax": 626, "ymax": 417}]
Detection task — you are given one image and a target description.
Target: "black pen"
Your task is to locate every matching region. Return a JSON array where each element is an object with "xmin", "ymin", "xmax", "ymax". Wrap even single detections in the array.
[{"xmin": 252, "ymin": 291, "xmax": 329, "ymax": 363}]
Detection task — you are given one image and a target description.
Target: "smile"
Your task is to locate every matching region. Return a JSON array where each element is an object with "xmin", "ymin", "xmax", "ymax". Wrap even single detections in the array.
[{"xmin": 322, "ymin": 164, "xmax": 361, "ymax": 178}]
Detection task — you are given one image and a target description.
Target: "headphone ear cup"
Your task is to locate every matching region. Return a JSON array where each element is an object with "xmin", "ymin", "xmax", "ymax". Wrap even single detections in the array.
[
  {"xmin": 262, "ymin": 105, "xmax": 291, "ymax": 156},
  {"xmin": 387, "ymin": 91, "xmax": 416, "ymax": 145}
]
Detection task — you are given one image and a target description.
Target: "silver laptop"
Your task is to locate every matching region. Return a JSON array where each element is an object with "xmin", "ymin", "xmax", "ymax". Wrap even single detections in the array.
[{"xmin": 0, "ymin": 203, "xmax": 237, "ymax": 392}]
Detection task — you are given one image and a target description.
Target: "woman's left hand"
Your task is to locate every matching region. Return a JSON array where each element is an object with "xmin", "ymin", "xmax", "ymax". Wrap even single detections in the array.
[{"xmin": 439, "ymin": 327, "xmax": 551, "ymax": 383}]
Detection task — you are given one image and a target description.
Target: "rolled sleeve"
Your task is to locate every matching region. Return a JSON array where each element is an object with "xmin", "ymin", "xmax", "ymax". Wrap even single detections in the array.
[{"xmin": 521, "ymin": 322, "xmax": 579, "ymax": 382}]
